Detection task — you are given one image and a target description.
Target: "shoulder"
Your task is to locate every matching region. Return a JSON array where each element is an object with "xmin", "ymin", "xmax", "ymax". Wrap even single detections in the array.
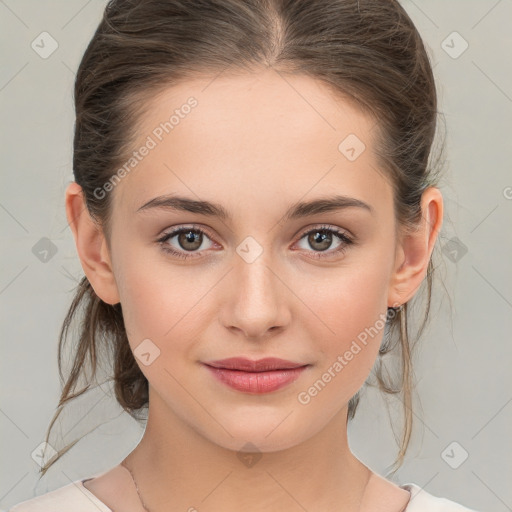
[
  {"xmin": 7, "ymin": 479, "xmax": 112, "ymax": 512},
  {"xmin": 401, "ymin": 483, "xmax": 480, "ymax": 512}
]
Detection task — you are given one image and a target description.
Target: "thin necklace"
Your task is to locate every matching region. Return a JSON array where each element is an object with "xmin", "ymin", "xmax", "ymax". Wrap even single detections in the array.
[
  {"xmin": 121, "ymin": 458, "xmax": 370, "ymax": 512},
  {"xmin": 121, "ymin": 459, "xmax": 151, "ymax": 512}
]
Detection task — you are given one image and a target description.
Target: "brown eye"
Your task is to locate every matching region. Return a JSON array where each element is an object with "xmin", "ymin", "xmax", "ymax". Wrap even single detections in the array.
[
  {"xmin": 157, "ymin": 226, "xmax": 215, "ymax": 260},
  {"xmin": 307, "ymin": 230, "xmax": 334, "ymax": 251},
  {"xmin": 295, "ymin": 225, "xmax": 354, "ymax": 259},
  {"xmin": 177, "ymin": 230, "xmax": 203, "ymax": 251}
]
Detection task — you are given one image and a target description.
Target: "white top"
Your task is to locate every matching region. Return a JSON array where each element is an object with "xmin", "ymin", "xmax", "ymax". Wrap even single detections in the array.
[{"xmin": 7, "ymin": 478, "xmax": 479, "ymax": 511}]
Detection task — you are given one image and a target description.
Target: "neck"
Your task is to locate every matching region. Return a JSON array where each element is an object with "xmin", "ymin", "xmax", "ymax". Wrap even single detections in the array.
[{"xmin": 124, "ymin": 386, "xmax": 372, "ymax": 512}]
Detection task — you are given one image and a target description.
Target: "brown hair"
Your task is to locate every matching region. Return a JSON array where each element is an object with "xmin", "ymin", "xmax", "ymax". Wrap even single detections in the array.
[{"xmin": 41, "ymin": 0, "xmax": 444, "ymax": 478}]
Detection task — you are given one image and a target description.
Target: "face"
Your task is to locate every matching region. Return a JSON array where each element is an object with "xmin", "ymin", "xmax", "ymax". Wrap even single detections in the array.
[{"xmin": 104, "ymin": 69, "xmax": 402, "ymax": 452}]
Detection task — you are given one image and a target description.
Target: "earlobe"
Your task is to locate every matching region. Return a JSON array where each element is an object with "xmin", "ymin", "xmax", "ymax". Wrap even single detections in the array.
[
  {"xmin": 387, "ymin": 187, "xmax": 443, "ymax": 307},
  {"xmin": 65, "ymin": 182, "xmax": 120, "ymax": 305}
]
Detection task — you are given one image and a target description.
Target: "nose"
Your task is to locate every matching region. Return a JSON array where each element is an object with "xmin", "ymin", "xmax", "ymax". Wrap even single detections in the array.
[{"xmin": 219, "ymin": 252, "xmax": 291, "ymax": 341}]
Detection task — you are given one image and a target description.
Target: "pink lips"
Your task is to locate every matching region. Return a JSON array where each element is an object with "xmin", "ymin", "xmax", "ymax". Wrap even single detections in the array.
[{"xmin": 202, "ymin": 357, "xmax": 309, "ymax": 393}]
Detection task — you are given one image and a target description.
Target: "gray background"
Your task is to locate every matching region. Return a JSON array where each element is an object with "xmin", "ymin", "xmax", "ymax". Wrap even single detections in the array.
[{"xmin": 1, "ymin": 1, "xmax": 511, "ymax": 510}]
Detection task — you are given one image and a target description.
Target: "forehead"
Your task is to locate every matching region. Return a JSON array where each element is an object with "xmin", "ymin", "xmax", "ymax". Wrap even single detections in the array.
[
  {"xmin": 113, "ymin": 69, "xmax": 390, "ymax": 218},
  {"xmin": 136, "ymin": 68, "xmax": 375, "ymax": 148}
]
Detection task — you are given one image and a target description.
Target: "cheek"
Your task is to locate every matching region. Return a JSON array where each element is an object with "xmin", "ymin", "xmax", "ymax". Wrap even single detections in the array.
[
  {"xmin": 305, "ymin": 254, "xmax": 391, "ymax": 326},
  {"xmin": 114, "ymin": 261, "xmax": 207, "ymax": 401},
  {"xmin": 115, "ymin": 251, "xmax": 213, "ymax": 352},
  {"xmin": 296, "ymin": 255, "xmax": 392, "ymax": 379}
]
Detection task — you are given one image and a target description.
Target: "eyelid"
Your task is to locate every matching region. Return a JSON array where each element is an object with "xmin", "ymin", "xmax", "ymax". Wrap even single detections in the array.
[
  {"xmin": 294, "ymin": 223, "xmax": 354, "ymax": 243},
  {"xmin": 157, "ymin": 223, "xmax": 219, "ymax": 251},
  {"xmin": 157, "ymin": 223, "xmax": 354, "ymax": 260},
  {"xmin": 158, "ymin": 223, "xmax": 353, "ymax": 243},
  {"xmin": 291, "ymin": 224, "xmax": 354, "ymax": 258}
]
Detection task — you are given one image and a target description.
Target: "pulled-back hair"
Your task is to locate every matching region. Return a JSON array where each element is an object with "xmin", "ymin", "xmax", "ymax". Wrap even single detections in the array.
[{"xmin": 41, "ymin": 0, "xmax": 444, "ymax": 478}]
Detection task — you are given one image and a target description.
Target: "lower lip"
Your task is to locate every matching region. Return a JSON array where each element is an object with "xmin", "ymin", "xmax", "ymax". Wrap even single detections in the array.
[{"xmin": 203, "ymin": 364, "xmax": 308, "ymax": 393}]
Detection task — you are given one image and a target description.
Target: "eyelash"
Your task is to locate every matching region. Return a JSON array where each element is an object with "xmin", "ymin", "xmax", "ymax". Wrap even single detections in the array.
[{"xmin": 156, "ymin": 224, "xmax": 354, "ymax": 261}]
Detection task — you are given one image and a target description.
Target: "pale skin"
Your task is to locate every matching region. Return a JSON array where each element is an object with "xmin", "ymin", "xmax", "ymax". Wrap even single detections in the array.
[{"xmin": 66, "ymin": 68, "xmax": 443, "ymax": 512}]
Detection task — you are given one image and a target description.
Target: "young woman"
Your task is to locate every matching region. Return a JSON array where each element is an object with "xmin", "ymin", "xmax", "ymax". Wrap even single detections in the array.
[{"xmin": 9, "ymin": 0, "xmax": 478, "ymax": 511}]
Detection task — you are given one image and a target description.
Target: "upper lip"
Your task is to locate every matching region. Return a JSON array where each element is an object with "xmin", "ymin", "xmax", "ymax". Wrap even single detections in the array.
[{"xmin": 203, "ymin": 357, "xmax": 308, "ymax": 372}]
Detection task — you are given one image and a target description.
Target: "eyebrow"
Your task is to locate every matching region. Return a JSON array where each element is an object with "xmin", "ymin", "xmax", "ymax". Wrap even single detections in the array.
[{"xmin": 136, "ymin": 193, "xmax": 374, "ymax": 221}]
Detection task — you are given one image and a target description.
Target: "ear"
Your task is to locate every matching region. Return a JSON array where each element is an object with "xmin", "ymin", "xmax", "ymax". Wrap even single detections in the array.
[
  {"xmin": 65, "ymin": 182, "xmax": 120, "ymax": 305},
  {"xmin": 387, "ymin": 186, "xmax": 443, "ymax": 307}
]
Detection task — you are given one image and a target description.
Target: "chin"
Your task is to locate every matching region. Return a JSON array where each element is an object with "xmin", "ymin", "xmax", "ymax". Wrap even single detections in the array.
[{"xmin": 195, "ymin": 410, "xmax": 318, "ymax": 454}]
